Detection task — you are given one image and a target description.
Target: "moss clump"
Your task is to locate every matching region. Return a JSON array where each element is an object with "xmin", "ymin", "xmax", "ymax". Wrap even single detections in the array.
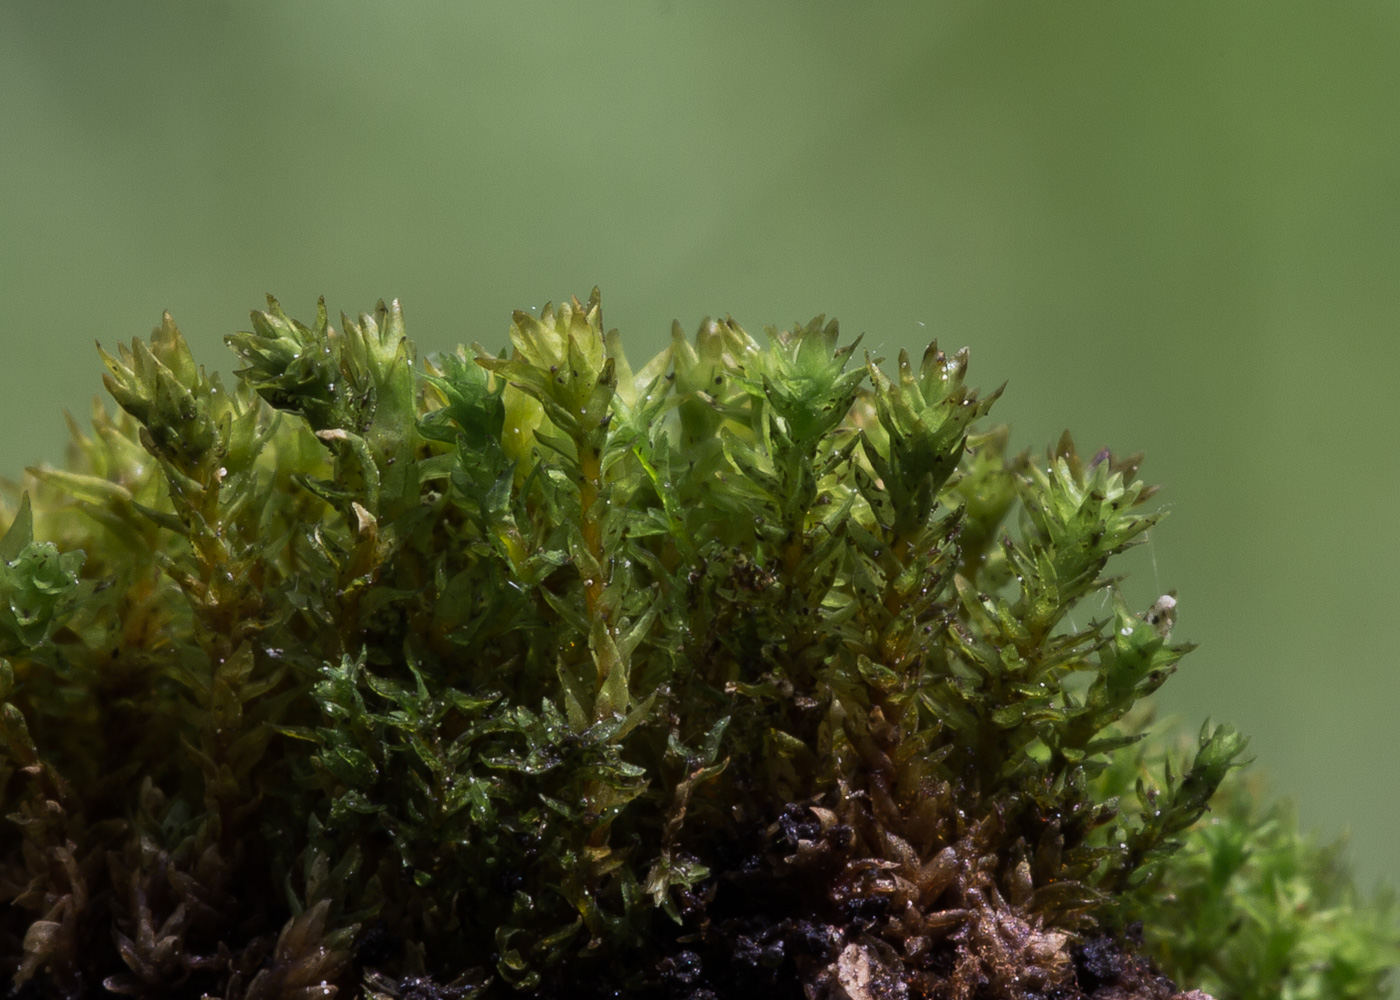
[{"xmin": 0, "ymin": 291, "xmax": 1393, "ymax": 999}]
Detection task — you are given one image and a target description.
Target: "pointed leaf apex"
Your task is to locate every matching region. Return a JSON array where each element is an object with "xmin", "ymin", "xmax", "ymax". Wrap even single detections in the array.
[{"xmin": 0, "ymin": 493, "xmax": 34, "ymax": 563}]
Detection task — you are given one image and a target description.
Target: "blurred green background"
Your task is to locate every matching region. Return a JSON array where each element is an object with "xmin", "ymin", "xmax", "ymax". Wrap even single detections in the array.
[{"xmin": 2, "ymin": 4, "xmax": 1396, "ymax": 889}]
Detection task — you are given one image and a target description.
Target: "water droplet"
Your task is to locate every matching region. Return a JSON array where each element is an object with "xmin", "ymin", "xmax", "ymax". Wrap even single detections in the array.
[{"xmin": 1120, "ymin": 627, "xmax": 1132, "ymax": 636}]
